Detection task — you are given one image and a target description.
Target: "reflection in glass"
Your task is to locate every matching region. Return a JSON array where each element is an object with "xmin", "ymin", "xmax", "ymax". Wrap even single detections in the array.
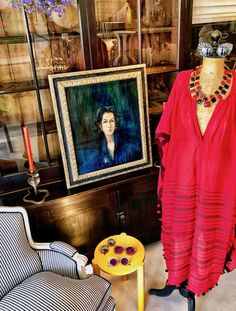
[
  {"xmin": 141, "ymin": 0, "xmax": 179, "ymax": 69},
  {"xmin": 95, "ymin": 0, "xmax": 138, "ymax": 67},
  {"xmin": 0, "ymin": 90, "xmax": 60, "ymax": 176}
]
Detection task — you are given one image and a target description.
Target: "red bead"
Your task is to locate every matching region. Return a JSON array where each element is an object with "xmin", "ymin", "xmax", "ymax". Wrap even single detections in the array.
[{"xmin": 204, "ymin": 101, "xmax": 211, "ymax": 107}]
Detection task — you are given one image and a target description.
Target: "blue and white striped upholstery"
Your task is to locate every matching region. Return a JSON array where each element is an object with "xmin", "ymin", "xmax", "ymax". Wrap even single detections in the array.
[
  {"xmin": 36, "ymin": 249, "xmax": 79, "ymax": 279},
  {"xmin": 50, "ymin": 241, "xmax": 78, "ymax": 257},
  {"xmin": 0, "ymin": 212, "xmax": 42, "ymax": 299},
  {"xmin": 103, "ymin": 297, "xmax": 116, "ymax": 311},
  {"xmin": 0, "ymin": 272, "xmax": 113, "ymax": 311},
  {"xmin": 0, "ymin": 206, "xmax": 115, "ymax": 311}
]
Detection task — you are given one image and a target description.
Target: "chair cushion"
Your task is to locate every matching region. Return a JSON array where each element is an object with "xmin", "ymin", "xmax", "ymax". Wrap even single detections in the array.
[
  {"xmin": 0, "ymin": 212, "xmax": 42, "ymax": 299},
  {"xmin": 0, "ymin": 271, "xmax": 112, "ymax": 311}
]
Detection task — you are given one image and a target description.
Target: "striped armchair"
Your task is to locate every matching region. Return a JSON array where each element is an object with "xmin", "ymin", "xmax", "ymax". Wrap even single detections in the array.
[{"xmin": 0, "ymin": 206, "xmax": 115, "ymax": 311}]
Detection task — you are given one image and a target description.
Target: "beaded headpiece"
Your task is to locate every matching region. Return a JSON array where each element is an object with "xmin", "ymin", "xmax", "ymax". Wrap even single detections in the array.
[{"xmin": 198, "ymin": 30, "xmax": 233, "ymax": 58}]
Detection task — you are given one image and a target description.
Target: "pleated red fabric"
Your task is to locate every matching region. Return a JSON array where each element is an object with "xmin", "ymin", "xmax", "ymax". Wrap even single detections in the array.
[{"xmin": 156, "ymin": 69, "xmax": 236, "ymax": 296}]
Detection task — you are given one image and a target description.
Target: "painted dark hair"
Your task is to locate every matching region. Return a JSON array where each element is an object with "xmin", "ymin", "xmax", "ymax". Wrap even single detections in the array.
[{"xmin": 94, "ymin": 106, "xmax": 119, "ymax": 132}]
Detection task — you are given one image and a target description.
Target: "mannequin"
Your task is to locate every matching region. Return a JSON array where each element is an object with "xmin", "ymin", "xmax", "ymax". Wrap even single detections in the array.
[{"xmin": 149, "ymin": 30, "xmax": 235, "ymax": 311}]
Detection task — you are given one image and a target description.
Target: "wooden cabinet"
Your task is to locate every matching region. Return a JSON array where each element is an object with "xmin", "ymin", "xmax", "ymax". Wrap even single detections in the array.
[
  {"xmin": 27, "ymin": 185, "xmax": 119, "ymax": 258},
  {"xmin": 1, "ymin": 168, "xmax": 160, "ymax": 259},
  {"xmin": 118, "ymin": 170, "xmax": 161, "ymax": 244},
  {"xmin": 0, "ymin": 1, "xmax": 192, "ymax": 254},
  {"xmin": 0, "ymin": 0, "xmax": 192, "ymax": 191}
]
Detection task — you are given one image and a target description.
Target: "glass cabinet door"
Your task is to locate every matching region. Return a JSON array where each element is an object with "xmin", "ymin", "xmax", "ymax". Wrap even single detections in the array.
[
  {"xmin": 0, "ymin": 3, "xmax": 83, "ymax": 180},
  {"xmin": 27, "ymin": 3, "xmax": 83, "ymax": 167},
  {"xmin": 93, "ymin": 0, "xmax": 180, "ymax": 109},
  {"xmin": 94, "ymin": 0, "xmax": 180, "ymax": 71},
  {"xmin": 0, "ymin": 7, "xmax": 35, "ymax": 177},
  {"xmin": 28, "ymin": 2, "xmax": 83, "ymax": 82},
  {"xmin": 141, "ymin": 0, "xmax": 179, "ymax": 74},
  {"xmin": 141, "ymin": 0, "xmax": 180, "ymax": 111}
]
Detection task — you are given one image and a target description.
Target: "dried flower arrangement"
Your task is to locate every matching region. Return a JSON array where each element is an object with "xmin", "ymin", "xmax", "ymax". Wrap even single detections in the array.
[{"xmin": 8, "ymin": 0, "xmax": 74, "ymax": 16}]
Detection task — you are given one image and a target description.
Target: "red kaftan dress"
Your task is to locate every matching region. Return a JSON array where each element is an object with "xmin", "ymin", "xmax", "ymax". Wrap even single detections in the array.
[{"xmin": 156, "ymin": 69, "xmax": 236, "ymax": 296}]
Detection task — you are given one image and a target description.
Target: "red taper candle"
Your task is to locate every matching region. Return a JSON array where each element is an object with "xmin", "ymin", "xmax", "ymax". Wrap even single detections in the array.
[
  {"xmin": 163, "ymin": 102, "xmax": 166, "ymax": 111},
  {"xmin": 23, "ymin": 126, "xmax": 35, "ymax": 173}
]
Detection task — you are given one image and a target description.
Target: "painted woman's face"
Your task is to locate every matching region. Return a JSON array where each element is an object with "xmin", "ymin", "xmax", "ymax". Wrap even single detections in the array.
[{"xmin": 100, "ymin": 112, "xmax": 116, "ymax": 137}]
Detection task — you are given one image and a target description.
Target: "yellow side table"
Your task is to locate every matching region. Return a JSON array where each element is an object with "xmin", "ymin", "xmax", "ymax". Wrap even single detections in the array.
[{"xmin": 92, "ymin": 232, "xmax": 145, "ymax": 311}]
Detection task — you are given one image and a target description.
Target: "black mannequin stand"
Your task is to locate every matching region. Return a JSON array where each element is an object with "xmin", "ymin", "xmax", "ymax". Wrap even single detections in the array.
[
  {"xmin": 149, "ymin": 281, "xmax": 196, "ymax": 311},
  {"xmin": 149, "ymin": 285, "xmax": 177, "ymax": 297}
]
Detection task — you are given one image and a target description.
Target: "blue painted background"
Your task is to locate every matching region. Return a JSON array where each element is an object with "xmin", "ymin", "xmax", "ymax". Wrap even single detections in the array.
[{"xmin": 65, "ymin": 78, "xmax": 143, "ymax": 174}]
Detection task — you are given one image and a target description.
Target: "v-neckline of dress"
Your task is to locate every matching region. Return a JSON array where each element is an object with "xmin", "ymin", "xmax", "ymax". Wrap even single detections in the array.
[
  {"xmin": 191, "ymin": 97, "xmax": 221, "ymax": 140},
  {"xmin": 189, "ymin": 69, "xmax": 234, "ymax": 141}
]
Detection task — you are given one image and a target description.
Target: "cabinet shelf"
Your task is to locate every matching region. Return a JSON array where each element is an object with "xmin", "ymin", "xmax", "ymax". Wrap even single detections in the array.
[
  {"xmin": 0, "ymin": 32, "xmax": 81, "ymax": 45},
  {"xmin": 0, "ymin": 120, "xmax": 57, "ymax": 139},
  {"xmin": 0, "ymin": 67, "xmax": 177, "ymax": 94},
  {"xmin": 0, "ymin": 34, "xmax": 50, "ymax": 45},
  {"xmin": 0, "ymin": 35, "xmax": 28, "ymax": 45},
  {"xmin": 146, "ymin": 65, "xmax": 178, "ymax": 75},
  {"xmin": 97, "ymin": 26, "xmax": 175, "ymax": 39},
  {"xmin": 141, "ymin": 26, "xmax": 176, "ymax": 34},
  {"xmin": 0, "ymin": 78, "xmax": 49, "ymax": 94}
]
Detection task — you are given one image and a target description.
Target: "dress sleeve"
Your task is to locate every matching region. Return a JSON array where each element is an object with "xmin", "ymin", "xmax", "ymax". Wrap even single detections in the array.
[{"xmin": 155, "ymin": 74, "xmax": 179, "ymax": 216}]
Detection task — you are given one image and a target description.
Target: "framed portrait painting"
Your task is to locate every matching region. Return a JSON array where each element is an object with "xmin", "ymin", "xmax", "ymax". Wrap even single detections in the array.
[{"xmin": 48, "ymin": 64, "xmax": 152, "ymax": 189}]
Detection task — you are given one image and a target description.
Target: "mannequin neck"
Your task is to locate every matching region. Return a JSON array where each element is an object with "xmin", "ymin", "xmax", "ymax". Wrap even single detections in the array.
[
  {"xmin": 200, "ymin": 57, "xmax": 225, "ymax": 76},
  {"xmin": 200, "ymin": 57, "xmax": 225, "ymax": 95}
]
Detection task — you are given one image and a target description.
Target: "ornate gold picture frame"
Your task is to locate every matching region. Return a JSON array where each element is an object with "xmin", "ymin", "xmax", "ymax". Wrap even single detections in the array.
[{"xmin": 48, "ymin": 64, "xmax": 152, "ymax": 189}]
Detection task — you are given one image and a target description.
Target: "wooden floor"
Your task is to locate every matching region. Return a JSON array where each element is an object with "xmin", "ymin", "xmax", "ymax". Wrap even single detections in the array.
[{"xmin": 101, "ymin": 241, "xmax": 236, "ymax": 311}]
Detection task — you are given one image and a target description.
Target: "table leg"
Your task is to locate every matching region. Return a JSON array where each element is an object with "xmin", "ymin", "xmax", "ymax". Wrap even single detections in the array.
[
  {"xmin": 122, "ymin": 274, "xmax": 129, "ymax": 281},
  {"xmin": 92, "ymin": 259, "xmax": 100, "ymax": 276},
  {"xmin": 137, "ymin": 263, "xmax": 145, "ymax": 311}
]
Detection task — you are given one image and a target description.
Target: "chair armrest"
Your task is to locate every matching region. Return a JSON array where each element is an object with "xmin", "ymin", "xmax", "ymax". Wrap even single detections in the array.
[
  {"xmin": 33, "ymin": 241, "xmax": 88, "ymax": 279},
  {"xmin": 50, "ymin": 241, "xmax": 88, "ymax": 266}
]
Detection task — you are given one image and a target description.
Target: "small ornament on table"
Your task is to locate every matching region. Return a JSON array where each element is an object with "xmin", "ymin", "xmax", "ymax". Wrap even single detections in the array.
[{"xmin": 22, "ymin": 126, "xmax": 49, "ymax": 205}]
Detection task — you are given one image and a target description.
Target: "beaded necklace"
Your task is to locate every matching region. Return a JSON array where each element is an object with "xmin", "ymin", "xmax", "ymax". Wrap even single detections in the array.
[{"xmin": 190, "ymin": 65, "xmax": 232, "ymax": 107}]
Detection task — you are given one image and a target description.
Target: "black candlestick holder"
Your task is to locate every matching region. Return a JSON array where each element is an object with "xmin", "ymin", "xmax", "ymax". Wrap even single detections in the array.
[{"xmin": 23, "ymin": 170, "xmax": 50, "ymax": 205}]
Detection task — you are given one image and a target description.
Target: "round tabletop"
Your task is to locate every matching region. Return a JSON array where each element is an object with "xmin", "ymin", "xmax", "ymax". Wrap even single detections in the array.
[{"xmin": 93, "ymin": 232, "xmax": 145, "ymax": 276}]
